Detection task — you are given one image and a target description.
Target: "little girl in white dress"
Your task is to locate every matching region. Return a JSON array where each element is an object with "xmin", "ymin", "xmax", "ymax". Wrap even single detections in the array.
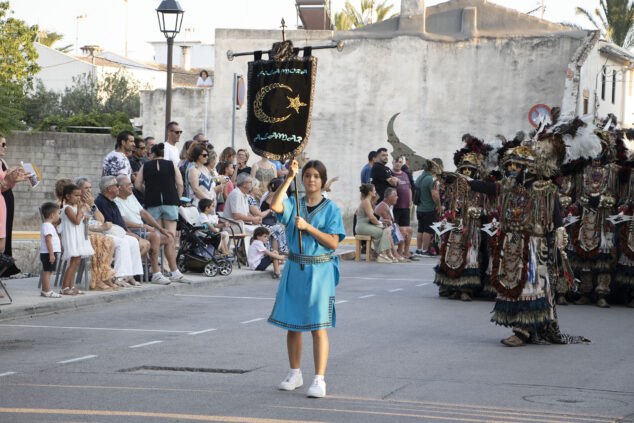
[{"xmin": 60, "ymin": 184, "xmax": 94, "ymax": 295}]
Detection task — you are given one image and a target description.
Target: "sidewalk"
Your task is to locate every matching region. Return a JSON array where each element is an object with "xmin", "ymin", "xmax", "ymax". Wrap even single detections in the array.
[{"xmin": 0, "ymin": 248, "xmax": 356, "ymax": 322}]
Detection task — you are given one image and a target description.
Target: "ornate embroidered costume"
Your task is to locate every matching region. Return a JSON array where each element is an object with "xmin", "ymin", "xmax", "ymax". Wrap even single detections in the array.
[
  {"xmin": 434, "ymin": 136, "xmax": 492, "ymax": 301},
  {"xmin": 568, "ymin": 128, "xmax": 620, "ymax": 307},
  {"xmin": 468, "ymin": 111, "xmax": 592, "ymax": 346}
]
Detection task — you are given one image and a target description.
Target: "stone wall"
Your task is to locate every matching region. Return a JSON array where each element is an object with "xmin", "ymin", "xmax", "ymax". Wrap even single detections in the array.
[{"xmin": 5, "ymin": 131, "xmax": 114, "ymax": 231}]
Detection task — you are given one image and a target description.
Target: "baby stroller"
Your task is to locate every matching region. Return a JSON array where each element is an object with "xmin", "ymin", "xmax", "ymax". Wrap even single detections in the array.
[{"xmin": 176, "ymin": 201, "xmax": 232, "ymax": 277}]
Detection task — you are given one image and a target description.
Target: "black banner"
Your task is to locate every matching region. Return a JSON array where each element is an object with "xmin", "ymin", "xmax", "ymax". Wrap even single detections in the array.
[{"xmin": 246, "ymin": 56, "xmax": 316, "ymax": 161}]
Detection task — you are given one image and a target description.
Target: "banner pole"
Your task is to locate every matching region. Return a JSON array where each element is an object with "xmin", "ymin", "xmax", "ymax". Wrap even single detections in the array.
[{"xmin": 293, "ymin": 163, "xmax": 304, "ymax": 271}]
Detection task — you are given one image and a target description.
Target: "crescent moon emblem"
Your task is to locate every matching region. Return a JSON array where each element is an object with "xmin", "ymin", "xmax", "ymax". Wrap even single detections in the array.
[{"xmin": 254, "ymin": 83, "xmax": 293, "ymax": 123}]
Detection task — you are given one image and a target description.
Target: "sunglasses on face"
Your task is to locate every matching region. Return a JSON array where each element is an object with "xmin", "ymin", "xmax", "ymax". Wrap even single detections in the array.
[
  {"xmin": 170, "ymin": 130, "xmax": 183, "ymax": 134},
  {"xmin": 201, "ymin": 154, "xmax": 209, "ymax": 158},
  {"xmin": 0, "ymin": 143, "xmax": 6, "ymax": 147}
]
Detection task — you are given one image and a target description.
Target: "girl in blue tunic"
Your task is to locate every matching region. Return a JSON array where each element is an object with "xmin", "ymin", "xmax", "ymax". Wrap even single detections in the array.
[{"xmin": 268, "ymin": 159, "xmax": 345, "ymax": 398}]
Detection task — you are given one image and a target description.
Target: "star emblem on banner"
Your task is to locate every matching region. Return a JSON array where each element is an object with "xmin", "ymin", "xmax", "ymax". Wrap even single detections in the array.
[{"xmin": 286, "ymin": 95, "xmax": 307, "ymax": 114}]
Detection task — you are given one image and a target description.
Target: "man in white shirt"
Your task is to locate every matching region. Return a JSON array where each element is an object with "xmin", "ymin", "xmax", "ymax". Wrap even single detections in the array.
[
  {"xmin": 103, "ymin": 131, "xmax": 134, "ymax": 176},
  {"xmin": 114, "ymin": 175, "xmax": 190, "ymax": 284},
  {"xmin": 164, "ymin": 121, "xmax": 182, "ymax": 166},
  {"xmin": 222, "ymin": 173, "xmax": 261, "ymax": 235}
]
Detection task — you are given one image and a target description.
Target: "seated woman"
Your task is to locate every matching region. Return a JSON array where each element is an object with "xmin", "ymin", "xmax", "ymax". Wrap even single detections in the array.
[
  {"xmin": 75, "ymin": 177, "xmax": 118, "ymax": 290},
  {"xmin": 355, "ymin": 183, "xmax": 395, "ymax": 263}
]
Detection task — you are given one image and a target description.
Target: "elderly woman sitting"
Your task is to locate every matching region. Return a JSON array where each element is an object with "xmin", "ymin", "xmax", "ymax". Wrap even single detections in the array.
[
  {"xmin": 75, "ymin": 177, "xmax": 118, "ymax": 290},
  {"xmin": 222, "ymin": 172, "xmax": 262, "ymax": 235}
]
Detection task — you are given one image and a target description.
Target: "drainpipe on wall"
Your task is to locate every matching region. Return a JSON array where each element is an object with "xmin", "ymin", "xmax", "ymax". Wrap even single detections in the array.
[{"xmin": 560, "ymin": 30, "xmax": 600, "ymax": 119}]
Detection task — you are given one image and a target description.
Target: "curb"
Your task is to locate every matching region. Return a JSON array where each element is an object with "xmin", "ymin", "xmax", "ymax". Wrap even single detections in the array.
[{"xmin": 0, "ymin": 251, "xmax": 353, "ymax": 322}]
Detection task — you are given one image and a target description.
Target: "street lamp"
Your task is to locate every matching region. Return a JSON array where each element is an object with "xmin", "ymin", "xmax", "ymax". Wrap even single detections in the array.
[{"xmin": 156, "ymin": 0, "xmax": 184, "ymax": 139}]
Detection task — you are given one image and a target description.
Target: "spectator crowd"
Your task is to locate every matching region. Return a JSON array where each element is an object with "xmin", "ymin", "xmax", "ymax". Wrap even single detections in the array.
[{"xmin": 33, "ymin": 121, "xmax": 338, "ymax": 298}]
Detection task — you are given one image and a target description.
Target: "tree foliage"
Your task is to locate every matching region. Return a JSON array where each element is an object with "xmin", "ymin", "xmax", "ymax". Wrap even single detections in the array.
[
  {"xmin": 25, "ymin": 70, "xmax": 141, "ymax": 136},
  {"xmin": 36, "ymin": 111, "xmax": 136, "ymax": 137},
  {"xmin": 334, "ymin": 0, "xmax": 397, "ymax": 30},
  {"xmin": 576, "ymin": 0, "xmax": 634, "ymax": 48},
  {"xmin": 99, "ymin": 71, "xmax": 140, "ymax": 117},
  {"xmin": 0, "ymin": 1, "xmax": 40, "ymax": 88},
  {"xmin": 0, "ymin": 1, "xmax": 39, "ymax": 134},
  {"xmin": 37, "ymin": 30, "xmax": 72, "ymax": 53}
]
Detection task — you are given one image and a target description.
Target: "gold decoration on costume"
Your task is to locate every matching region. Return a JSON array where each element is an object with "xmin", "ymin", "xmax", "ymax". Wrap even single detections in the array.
[
  {"xmin": 253, "ymin": 83, "xmax": 292, "ymax": 123},
  {"xmin": 286, "ymin": 94, "xmax": 307, "ymax": 114}
]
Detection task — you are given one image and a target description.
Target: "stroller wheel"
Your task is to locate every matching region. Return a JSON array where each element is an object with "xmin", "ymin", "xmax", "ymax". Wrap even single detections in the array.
[
  {"xmin": 204, "ymin": 262, "xmax": 219, "ymax": 277},
  {"xmin": 218, "ymin": 259, "xmax": 232, "ymax": 276},
  {"xmin": 176, "ymin": 254, "xmax": 187, "ymax": 273}
]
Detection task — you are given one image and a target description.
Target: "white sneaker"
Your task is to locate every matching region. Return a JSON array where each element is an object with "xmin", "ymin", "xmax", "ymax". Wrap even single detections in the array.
[
  {"xmin": 279, "ymin": 370, "xmax": 303, "ymax": 391},
  {"xmin": 169, "ymin": 273, "xmax": 192, "ymax": 284},
  {"xmin": 151, "ymin": 273, "xmax": 171, "ymax": 285},
  {"xmin": 306, "ymin": 377, "xmax": 326, "ymax": 398}
]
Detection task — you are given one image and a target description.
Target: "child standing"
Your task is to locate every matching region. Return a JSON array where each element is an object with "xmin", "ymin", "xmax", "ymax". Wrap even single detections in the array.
[
  {"xmin": 248, "ymin": 226, "xmax": 285, "ymax": 279},
  {"xmin": 59, "ymin": 184, "xmax": 94, "ymax": 295},
  {"xmin": 198, "ymin": 198, "xmax": 231, "ymax": 256},
  {"xmin": 39, "ymin": 202, "xmax": 62, "ymax": 298}
]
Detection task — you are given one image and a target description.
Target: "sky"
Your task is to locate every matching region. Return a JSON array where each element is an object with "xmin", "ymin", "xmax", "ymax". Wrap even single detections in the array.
[{"xmin": 8, "ymin": 0, "xmax": 603, "ymax": 62}]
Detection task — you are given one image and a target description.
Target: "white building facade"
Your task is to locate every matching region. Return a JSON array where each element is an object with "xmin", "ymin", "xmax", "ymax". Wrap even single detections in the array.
[{"xmin": 34, "ymin": 43, "xmax": 168, "ymax": 94}]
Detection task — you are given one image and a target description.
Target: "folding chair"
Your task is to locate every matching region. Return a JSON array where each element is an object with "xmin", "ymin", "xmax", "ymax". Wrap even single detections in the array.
[
  {"xmin": 218, "ymin": 216, "xmax": 249, "ymax": 269},
  {"xmin": 0, "ymin": 253, "xmax": 15, "ymax": 305}
]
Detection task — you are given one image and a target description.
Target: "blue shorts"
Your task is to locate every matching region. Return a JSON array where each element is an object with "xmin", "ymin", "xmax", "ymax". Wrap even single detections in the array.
[
  {"xmin": 147, "ymin": 205, "xmax": 178, "ymax": 222},
  {"xmin": 40, "ymin": 253, "xmax": 58, "ymax": 272},
  {"xmin": 255, "ymin": 255, "xmax": 272, "ymax": 271}
]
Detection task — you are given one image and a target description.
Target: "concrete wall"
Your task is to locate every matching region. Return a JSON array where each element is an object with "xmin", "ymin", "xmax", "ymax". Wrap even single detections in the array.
[
  {"xmin": 140, "ymin": 28, "xmax": 587, "ymax": 216},
  {"xmin": 5, "ymin": 131, "xmax": 114, "ymax": 231},
  {"xmin": 139, "ymin": 87, "xmax": 214, "ymax": 145}
]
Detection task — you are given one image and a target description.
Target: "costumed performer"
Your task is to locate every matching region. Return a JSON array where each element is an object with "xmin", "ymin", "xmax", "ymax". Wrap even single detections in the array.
[
  {"xmin": 267, "ymin": 159, "xmax": 345, "ymax": 398},
  {"xmin": 434, "ymin": 135, "xmax": 492, "ymax": 301},
  {"xmin": 466, "ymin": 116, "xmax": 590, "ymax": 347}
]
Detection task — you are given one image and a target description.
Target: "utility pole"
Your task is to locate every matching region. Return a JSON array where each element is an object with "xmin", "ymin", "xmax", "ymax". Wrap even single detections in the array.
[{"xmin": 75, "ymin": 15, "xmax": 87, "ymax": 54}]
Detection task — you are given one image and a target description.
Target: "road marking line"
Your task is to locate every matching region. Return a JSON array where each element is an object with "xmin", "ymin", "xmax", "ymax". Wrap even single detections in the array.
[
  {"xmin": 57, "ymin": 355, "xmax": 97, "ymax": 364},
  {"xmin": 342, "ymin": 277, "xmax": 423, "ymax": 281},
  {"xmin": 0, "ymin": 372, "xmax": 16, "ymax": 377},
  {"xmin": 0, "ymin": 324, "xmax": 191, "ymax": 334},
  {"xmin": 0, "ymin": 407, "xmax": 324, "ymax": 423},
  {"xmin": 270, "ymin": 404, "xmax": 609, "ymax": 423},
  {"xmin": 334, "ymin": 300, "xmax": 348, "ymax": 304},
  {"xmin": 241, "ymin": 318, "xmax": 265, "ymax": 324},
  {"xmin": 388, "ymin": 288, "xmax": 404, "ymax": 292},
  {"xmin": 188, "ymin": 328, "xmax": 217, "ymax": 336},
  {"xmin": 129, "ymin": 341, "xmax": 163, "ymax": 349},
  {"xmin": 358, "ymin": 294, "xmax": 376, "ymax": 299},
  {"xmin": 175, "ymin": 294, "xmax": 275, "ymax": 300},
  {"xmin": 416, "ymin": 283, "xmax": 431, "ymax": 286}
]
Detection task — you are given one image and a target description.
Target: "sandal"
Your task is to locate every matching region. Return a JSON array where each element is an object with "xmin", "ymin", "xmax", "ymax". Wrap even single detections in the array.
[
  {"xmin": 41, "ymin": 290, "xmax": 62, "ymax": 298},
  {"xmin": 501, "ymin": 335, "xmax": 525, "ymax": 347},
  {"xmin": 114, "ymin": 278, "xmax": 131, "ymax": 288},
  {"xmin": 93, "ymin": 281, "xmax": 112, "ymax": 291},
  {"xmin": 104, "ymin": 279, "xmax": 119, "ymax": 290},
  {"xmin": 70, "ymin": 287, "xmax": 85, "ymax": 295},
  {"xmin": 60, "ymin": 287, "xmax": 78, "ymax": 296}
]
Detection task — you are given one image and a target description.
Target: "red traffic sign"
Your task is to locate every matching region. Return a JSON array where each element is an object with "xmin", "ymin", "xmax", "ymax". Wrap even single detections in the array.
[{"xmin": 528, "ymin": 104, "xmax": 552, "ymax": 127}]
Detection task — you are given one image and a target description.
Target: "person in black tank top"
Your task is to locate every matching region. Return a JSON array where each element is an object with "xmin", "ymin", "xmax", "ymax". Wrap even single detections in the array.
[{"xmin": 134, "ymin": 143, "xmax": 183, "ymax": 238}]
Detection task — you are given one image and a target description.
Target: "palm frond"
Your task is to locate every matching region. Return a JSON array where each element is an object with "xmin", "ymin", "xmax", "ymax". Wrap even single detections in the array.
[{"xmin": 575, "ymin": 6, "xmax": 604, "ymax": 32}]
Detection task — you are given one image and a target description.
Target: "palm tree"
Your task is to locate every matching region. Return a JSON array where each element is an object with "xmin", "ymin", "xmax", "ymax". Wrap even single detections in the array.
[
  {"xmin": 37, "ymin": 30, "xmax": 73, "ymax": 53},
  {"xmin": 576, "ymin": 0, "xmax": 634, "ymax": 48},
  {"xmin": 334, "ymin": 0, "xmax": 398, "ymax": 30}
]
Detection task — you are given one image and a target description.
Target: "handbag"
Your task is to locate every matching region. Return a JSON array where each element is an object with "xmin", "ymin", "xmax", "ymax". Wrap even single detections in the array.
[{"xmin": 412, "ymin": 186, "xmax": 421, "ymax": 206}]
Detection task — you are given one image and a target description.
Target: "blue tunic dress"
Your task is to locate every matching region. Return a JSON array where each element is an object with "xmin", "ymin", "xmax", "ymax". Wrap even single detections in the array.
[{"xmin": 268, "ymin": 197, "xmax": 346, "ymax": 332}]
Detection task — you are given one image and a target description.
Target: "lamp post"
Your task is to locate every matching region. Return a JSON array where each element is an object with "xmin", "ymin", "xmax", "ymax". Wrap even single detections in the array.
[{"xmin": 156, "ymin": 0, "xmax": 184, "ymax": 140}]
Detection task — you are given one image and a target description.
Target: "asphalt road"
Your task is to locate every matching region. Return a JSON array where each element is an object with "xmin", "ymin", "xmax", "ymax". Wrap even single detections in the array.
[{"xmin": 0, "ymin": 257, "xmax": 633, "ymax": 423}]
